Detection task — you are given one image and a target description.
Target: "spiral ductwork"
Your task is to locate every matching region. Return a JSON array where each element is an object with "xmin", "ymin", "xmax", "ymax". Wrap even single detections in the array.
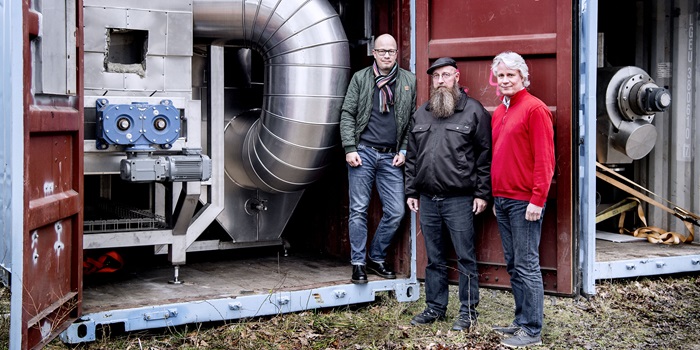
[{"xmin": 193, "ymin": 0, "xmax": 350, "ymax": 193}]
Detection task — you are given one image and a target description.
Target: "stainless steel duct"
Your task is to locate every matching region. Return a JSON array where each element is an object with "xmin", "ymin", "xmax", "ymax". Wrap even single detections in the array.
[{"xmin": 193, "ymin": 0, "xmax": 350, "ymax": 193}]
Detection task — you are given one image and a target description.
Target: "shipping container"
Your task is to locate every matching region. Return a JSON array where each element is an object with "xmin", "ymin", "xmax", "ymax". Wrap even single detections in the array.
[{"xmin": 1, "ymin": 0, "xmax": 698, "ymax": 348}]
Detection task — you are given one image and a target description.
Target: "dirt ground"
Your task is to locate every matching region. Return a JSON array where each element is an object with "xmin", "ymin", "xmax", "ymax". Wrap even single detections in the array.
[{"xmin": 0, "ymin": 273, "xmax": 687, "ymax": 349}]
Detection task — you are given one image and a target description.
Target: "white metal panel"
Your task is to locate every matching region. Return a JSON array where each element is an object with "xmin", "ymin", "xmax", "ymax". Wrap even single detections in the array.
[
  {"xmin": 167, "ymin": 12, "xmax": 194, "ymax": 56},
  {"xmin": 124, "ymin": 55, "xmax": 164, "ymax": 91},
  {"xmin": 84, "ymin": 52, "xmax": 125, "ymax": 90},
  {"xmin": 85, "ymin": 0, "xmax": 193, "ymax": 13},
  {"xmin": 1, "ymin": 0, "xmax": 25, "ymax": 347},
  {"xmin": 83, "ymin": 6, "xmax": 124, "ymax": 53},
  {"xmin": 36, "ymin": 0, "xmax": 77, "ymax": 95},
  {"xmin": 128, "ymin": 9, "xmax": 167, "ymax": 55},
  {"xmin": 579, "ymin": 0, "xmax": 598, "ymax": 296},
  {"xmin": 164, "ymin": 56, "xmax": 192, "ymax": 91}
]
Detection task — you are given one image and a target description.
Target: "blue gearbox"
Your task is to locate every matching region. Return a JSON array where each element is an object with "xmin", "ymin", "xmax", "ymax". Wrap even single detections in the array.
[{"xmin": 96, "ymin": 99, "xmax": 181, "ymax": 151}]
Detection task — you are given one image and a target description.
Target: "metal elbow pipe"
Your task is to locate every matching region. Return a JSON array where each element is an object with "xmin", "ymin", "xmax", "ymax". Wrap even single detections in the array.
[{"xmin": 193, "ymin": 0, "xmax": 350, "ymax": 193}]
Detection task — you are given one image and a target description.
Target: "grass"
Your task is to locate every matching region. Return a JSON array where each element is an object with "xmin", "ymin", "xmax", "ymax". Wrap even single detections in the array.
[{"xmin": 2, "ymin": 274, "xmax": 699, "ymax": 349}]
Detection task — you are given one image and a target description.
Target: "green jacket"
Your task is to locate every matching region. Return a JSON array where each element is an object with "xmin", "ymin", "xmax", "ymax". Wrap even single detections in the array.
[{"xmin": 340, "ymin": 65, "xmax": 417, "ymax": 154}]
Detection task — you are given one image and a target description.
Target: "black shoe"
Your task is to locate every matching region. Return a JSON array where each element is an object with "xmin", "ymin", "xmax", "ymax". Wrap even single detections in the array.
[
  {"xmin": 410, "ymin": 308, "xmax": 445, "ymax": 325},
  {"xmin": 351, "ymin": 265, "xmax": 367, "ymax": 284},
  {"xmin": 452, "ymin": 314, "xmax": 476, "ymax": 331},
  {"xmin": 366, "ymin": 260, "xmax": 396, "ymax": 279}
]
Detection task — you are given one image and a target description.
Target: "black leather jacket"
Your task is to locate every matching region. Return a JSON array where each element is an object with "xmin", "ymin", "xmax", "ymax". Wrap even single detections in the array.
[{"xmin": 405, "ymin": 89, "xmax": 492, "ymax": 200}]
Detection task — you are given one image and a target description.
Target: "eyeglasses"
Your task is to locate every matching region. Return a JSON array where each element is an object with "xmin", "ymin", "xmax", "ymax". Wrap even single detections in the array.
[
  {"xmin": 432, "ymin": 72, "xmax": 456, "ymax": 80},
  {"xmin": 374, "ymin": 49, "xmax": 397, "ymax": 56}
]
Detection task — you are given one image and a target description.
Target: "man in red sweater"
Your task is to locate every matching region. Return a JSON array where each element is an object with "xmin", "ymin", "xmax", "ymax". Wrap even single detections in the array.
[{"xmin": 490, "ymin": 51, "xmax": 555, "ymax": 348}]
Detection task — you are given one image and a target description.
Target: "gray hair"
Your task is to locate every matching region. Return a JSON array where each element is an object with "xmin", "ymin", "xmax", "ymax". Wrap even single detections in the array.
[{"xmin": 491, "ymin": 51, "xmax": 530, "ymax": 88}]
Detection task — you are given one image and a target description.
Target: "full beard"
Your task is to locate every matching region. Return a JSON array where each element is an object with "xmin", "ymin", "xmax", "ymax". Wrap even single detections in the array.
[{"xmin": 429, "ymin": 85, "xmax": 460, "ymax": 119}]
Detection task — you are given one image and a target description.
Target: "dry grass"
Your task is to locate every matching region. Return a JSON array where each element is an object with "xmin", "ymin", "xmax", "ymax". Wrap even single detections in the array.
[
  {"xmin": 2, "ymin": 274, "xmax": 699, "ymax": 349},
  {"xmin": 49, "ymin": 274, "xmax": 700, "ymax": 349}
]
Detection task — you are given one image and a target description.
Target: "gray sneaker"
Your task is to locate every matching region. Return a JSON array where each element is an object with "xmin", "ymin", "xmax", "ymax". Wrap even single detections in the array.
[
  {"xmin": 492, "ymin": 323, "xmax": 520, "ymax": 335},
  {"xmin": 500, "ymin": 329, "xmax": 542, "ymax": 348}
]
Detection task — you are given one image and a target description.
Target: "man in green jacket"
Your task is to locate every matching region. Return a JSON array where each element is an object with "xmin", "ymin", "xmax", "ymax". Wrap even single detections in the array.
[{"xmin": 339, "ymin": 33, "xmax": 417, "ymax": 284}]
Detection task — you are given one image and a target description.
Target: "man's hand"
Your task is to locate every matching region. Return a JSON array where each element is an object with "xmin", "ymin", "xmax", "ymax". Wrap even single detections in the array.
[
  {"xmin": 392, "ymin": 152, "xmax": 405, "ymax": 167},
  {"xmin": 407, "ymin": 198, "xmax": 419, "ymax": 213},
  {"xmin": 346, "ymin": 152, "xmax": 362, "ymax": 167},
  {"xmin": 525, "ymin": 203, "xmax": 543, "ymax": 221},
  {"xmin": 473, "ymin": 198, "xmax": 487, "ymax": 215}
]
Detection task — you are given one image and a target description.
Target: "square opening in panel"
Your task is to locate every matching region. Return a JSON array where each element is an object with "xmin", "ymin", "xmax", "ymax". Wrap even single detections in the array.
[{"xmin": 105, "ymin": 28, "xmax": 148, "ymax": 76}]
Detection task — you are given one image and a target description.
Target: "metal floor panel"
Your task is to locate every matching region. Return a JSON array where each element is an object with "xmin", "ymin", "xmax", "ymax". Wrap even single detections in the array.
[
  {"xmin": 595, "ymin": 240, "xmax": 700, "ymax": 280},
  {"xmin": 596, "ymin": 240, "xmax": 700, "ymax": 261},
  {"xmin": 81, "ymin": 252, "xmax": 398, "ymax": 313}
]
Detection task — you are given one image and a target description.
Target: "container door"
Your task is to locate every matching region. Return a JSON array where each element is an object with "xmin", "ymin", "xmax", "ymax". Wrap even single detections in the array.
[
  {"xmin": 13, "ymin": 1, "xmax": 84, "ymax": 348},
  {"xmin": 414, "ymin": 0, "xmax": 575, "ymax": 295}
]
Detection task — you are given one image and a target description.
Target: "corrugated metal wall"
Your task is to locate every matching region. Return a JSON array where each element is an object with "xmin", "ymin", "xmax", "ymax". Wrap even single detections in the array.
[{"xmin": 640, "ymin": 0, "xmax": 699, "ymax": 237}]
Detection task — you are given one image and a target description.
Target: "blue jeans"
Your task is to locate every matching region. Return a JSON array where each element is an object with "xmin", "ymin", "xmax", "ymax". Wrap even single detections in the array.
[
  {"xmin": 347, "ymin": 144, "xmax": 405, "ymax": 265},
  {"xmin": 494, "ymin": 197, "xmax": 545, "ymax": 337},
  {"xmin": 419, "ymin": 195, "xmax": 479, "ymax": 318}
]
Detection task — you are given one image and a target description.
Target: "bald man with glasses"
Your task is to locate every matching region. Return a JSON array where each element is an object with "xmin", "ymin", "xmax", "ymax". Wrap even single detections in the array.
[{"xmin": 340, "ymin": 34, "xmax": 417, "ymax": 284}]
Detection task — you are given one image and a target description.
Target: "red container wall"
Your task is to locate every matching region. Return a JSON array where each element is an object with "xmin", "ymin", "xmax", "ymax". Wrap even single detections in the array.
[
  {"xmin": 413, "ymin": 0, "xmax": 574, "ymax": 295},
  {"xmin": 21, "ymin": 0, "xmax": 84, "ymax": 348}
]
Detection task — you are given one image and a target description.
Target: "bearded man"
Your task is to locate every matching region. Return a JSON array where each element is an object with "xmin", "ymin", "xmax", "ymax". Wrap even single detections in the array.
[{"xmin": 405, "ymin": 57, "xmax": 492, "ymax": 332}]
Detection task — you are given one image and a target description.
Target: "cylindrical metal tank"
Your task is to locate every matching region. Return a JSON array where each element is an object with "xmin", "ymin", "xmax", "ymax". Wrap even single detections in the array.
[{"xmin": 194, "ymin": 0, "xmax": 351, "ymax": 193}]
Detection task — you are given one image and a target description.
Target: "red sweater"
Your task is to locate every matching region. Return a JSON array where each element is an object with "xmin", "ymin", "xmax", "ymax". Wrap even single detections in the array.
[{"xmin": 491, "ymin": 89, "xmax": 554, "ymax": 207}]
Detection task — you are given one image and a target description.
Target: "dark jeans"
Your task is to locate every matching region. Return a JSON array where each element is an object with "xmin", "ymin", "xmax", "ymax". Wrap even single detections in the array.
[
  {"xmin": 347, "ymin": 144, "xmax": 405, "ymax": 265},
  {"xmin": 419, "ymin": 194, "xmax": 479, "ymax": 318},
  {"xmin": 494, "ymin": 197, "xmax": 545, "ymax": 336}
]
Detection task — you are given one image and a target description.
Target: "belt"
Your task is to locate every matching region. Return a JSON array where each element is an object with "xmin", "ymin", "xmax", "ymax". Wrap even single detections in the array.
[
  {"xmin": 366, "ymin": 145, "xmax": 395, "ymax": 153},
  {"xmin": 423, "ymin": 194, "xmax": 446, "ymax": 201}
]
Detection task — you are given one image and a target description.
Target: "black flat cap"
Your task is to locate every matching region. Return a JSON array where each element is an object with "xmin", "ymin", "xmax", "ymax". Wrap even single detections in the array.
[{"xmin": 427, "ymin": 57, "xmax": 457, "ymax": 74}]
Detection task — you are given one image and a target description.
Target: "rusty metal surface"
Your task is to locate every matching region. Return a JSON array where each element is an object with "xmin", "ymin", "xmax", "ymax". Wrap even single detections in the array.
[
  {"xmin": 414, "ymin": 0, "xmax": 574, "ymax": 295},
  {"xmin": 20, "ymin": 0, "xmax": 84, "ymax": 348}
]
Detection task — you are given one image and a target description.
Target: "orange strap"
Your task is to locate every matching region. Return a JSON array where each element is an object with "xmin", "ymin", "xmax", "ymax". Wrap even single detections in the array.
[
  {"xmin": 594, "ymin": 168, "xmax": 697, "ymax": 245},
  {"xmin": 83, "ymin": 251, "xmax": 124, "ymax": 274}
]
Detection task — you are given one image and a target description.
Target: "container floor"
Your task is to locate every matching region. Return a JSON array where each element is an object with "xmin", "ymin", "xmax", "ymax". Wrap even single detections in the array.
[
  {"xmin": 596, "ymin": 239, "xmax": 700, "ymax": 261},
  {"xmin": 81, "ymin": 249, "xmax": 398, "ymax": 313}
]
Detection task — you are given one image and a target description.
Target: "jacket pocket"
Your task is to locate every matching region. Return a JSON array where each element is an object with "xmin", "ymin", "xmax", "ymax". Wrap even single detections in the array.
[
  {"xmin": 412, "ymin": 124, "xmax": 431, "ymax": 133},
  {"xmin": 445, "ymin": 123, "xmax": 474, "ymax": 172},
  {"xmin": 445, "ymin": 123, "xmax": 472, "ymax": 136},
  {"xmin": 410, "ymin": 124, "xmax": 431, "ymax": 153}
]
